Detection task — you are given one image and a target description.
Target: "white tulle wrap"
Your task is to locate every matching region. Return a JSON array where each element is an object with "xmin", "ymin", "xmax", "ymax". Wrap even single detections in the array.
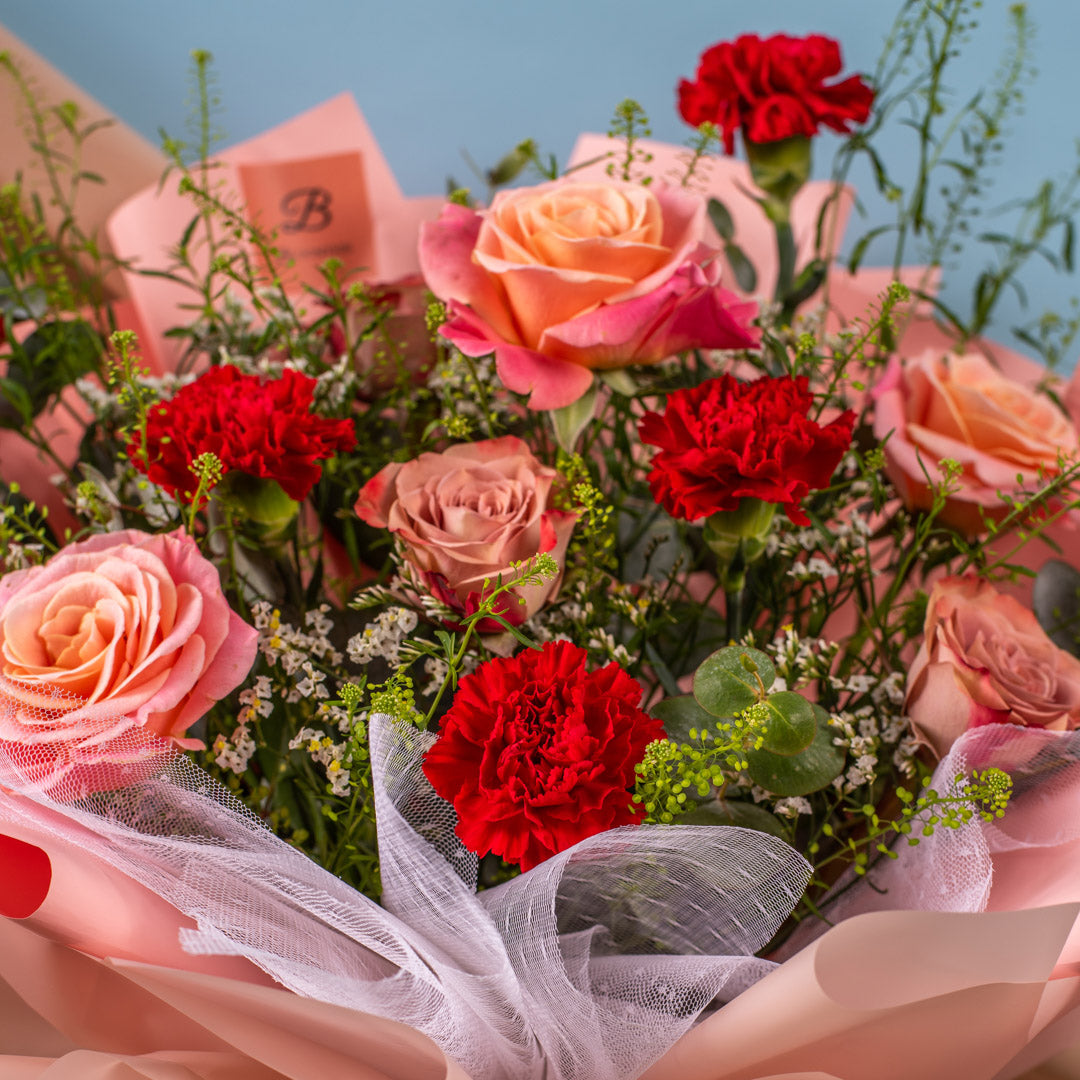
[{"xmin": 0, "ymin": 711, "xmax": 814, "ymax": 1080}]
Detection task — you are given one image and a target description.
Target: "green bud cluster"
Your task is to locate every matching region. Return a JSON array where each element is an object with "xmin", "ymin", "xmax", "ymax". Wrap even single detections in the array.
[
  {"xmin": 632, "ymin": 705, "xmax": 767, "ymax": 824},
  {"xmin": 813, "ymin": 768, "xmax": 1014, "ymax": 877},
  {"xmin": 368, "ymin": 672, "xmax": 419, "ymax": 727}
]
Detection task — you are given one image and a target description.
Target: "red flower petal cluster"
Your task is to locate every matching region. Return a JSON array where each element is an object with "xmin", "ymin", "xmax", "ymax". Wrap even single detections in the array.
[
  {"xmin": 678, "ymin": 34, "xmax": 874, "ymax": 153},
  {"xmin": 639, "ymin": 374, "xmax": 855, "ymax": 526},
  {"xmin": 422, "ymin": 640, "xmax": 664, "ymax": 871},
  {"xmin": 130, "ymin": 366, "xmax": 355, "ymax": 502}
]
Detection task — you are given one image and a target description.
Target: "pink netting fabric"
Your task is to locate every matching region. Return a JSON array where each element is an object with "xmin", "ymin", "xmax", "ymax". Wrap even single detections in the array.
[{"xmin": 0, "ymin": 688, "xmax": 812, "ymax": 1080}]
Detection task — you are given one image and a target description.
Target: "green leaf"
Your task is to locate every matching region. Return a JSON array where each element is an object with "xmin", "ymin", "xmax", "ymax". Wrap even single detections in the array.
[
  {"xmin": 644, "ymin": 642, "xmax": 681, "ymax": 699},
  {"xmin": 707, "ymin": 197, "xmax": 735, "ymax": 240},
  {"xmin": 550, "ymin": 379, "xmax": 598, "ymax": 453},
  {"xmin": 597, "ymin": 368, "xmax": 638, "ymax": 397},
  {"xmin": 784, "ymin": 259, "xmax": 827, "ymax": 308},
  {"xmin": 651, "ymin": 695, "xmax": 717, "ymax": 743},
  {"xmin": 483, "ymin": 613, "xmax": 543, "ymax": 650},
  {"xmin": 745, "ymin": 708, "xmax": 845, "ymax": 796},
  {"xmin": 0, "ymin": 376, "xmax": 33, "ymax": 429},
  {"xmin": 179, "ymin": 213, "xmax": 202, "ymax": 251},
  {"xmin": 693, "ymin": 645, "xmax": 775, "ymax": 718},
  {"xmin": 846, "ymin": 224, "xmax": 883, "ymax": 275},
  {"xmin": 759, "ymin": 691, "xmax": 816, "ymax": 756},
  {"xmin": 680, "ymin": 798, "xmax": 788, "ymax": 839},
  {"xmin": 723, "ymin": 242, "xmax": 758, "ymax": 293},
  {"xmin": 1033, "ymin": 559, "xmax": 1080, "ymax": 656},
  {"xmin": 7, "ymin": 320, "xmax": 103, "ymax": 419}
]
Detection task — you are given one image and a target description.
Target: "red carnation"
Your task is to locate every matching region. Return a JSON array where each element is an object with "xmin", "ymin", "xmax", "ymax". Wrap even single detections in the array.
[
  {"xmin": 639, "ymin": 374, "xmax": 855, "ymax": 526},
  {"xmin": 678, "ymin": 33, "xmax": 874, "ymax": 153},
  {"xmin": 130, "ymin": 366, "xmax": 355, "ymax": 502},
  {"xmin": 423, "ymin": 640, "xmax": 664, "ymax": 871}
]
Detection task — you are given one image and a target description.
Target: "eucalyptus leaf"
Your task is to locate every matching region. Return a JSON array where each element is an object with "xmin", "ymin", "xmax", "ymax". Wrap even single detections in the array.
[
  {"xmin": 0, "ymin": 269, "xmax": 48, "ymax": 321},
  {"xmin": 1033, "ymin": 559, "xmax": 1080, "ymax": 656},
  {"xmin": 745, "ymin": 709, "xmax": 844, "ymax": 796},
  {"xmin": 759, "ymin": 691, "xmax": 817, "ymax": 756},
  {"xmin": 550, "ymin": 379, "xmax": 598, "ymax": 453},
  {"xmin": 0, "ymin": 375, "xmax": 32, "ymax": 429},
  {"xmin": 680, "ymin": 799, "xmax": 788, "ymax": 839},
  {"xmin": 693, "ymin": 645, "xmax": 775, "ymax": 718},
  {"xmin": 651, "ymin": 695, "xmax": 718, "ymax": 743},
  {"xmin": 707, "ymin": 197, "xmax": 735, "ymax": 241},
  {"xmin": 724, "ymin": 242, "xmax": 758, "ymax": 293}
]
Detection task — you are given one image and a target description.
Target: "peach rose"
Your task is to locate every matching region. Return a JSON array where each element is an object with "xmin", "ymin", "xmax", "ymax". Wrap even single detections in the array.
[
  {"xmin": 419, "ymin": 179, "xmax": 758, "ymax": 410},
  {"xmin": 905, "ymin": 575, "xmax": 1080, "ymax": 759},
  {"xmin": 0, "ymin": 529, "xmax": 257, "ymax": 788},
  {"xmin": 873, "ymin": 348, "xmax": 1080, "ymax": 534},
  {"xmin": 354, "ymin": 436, "xmax": 575, "ymax": 623}
]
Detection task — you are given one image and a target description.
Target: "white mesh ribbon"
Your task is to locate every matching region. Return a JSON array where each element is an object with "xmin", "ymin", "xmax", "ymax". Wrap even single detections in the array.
[
  {"xmin": 0, "ymin": 703, "xmax": 812, "ymax": 1080},
  {"xmin": 790, "ymin": 723, "xmax": 1080, "ymax": 940}
]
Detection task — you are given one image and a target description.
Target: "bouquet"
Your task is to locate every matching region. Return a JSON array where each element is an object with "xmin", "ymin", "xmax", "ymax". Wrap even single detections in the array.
[{"xmin": 3, "ymin": 5, "xmax": 1080, "ymax": 1077}]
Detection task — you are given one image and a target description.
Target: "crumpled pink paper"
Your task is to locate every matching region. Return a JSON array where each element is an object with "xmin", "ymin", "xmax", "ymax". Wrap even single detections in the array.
[
  {"xmin": 0, "ymin": 797, "xmax": 468, "ymax": 1079},
  {"xmin": 6, "ymin": 724, "xmax": 1080, "ymax": 1080}
]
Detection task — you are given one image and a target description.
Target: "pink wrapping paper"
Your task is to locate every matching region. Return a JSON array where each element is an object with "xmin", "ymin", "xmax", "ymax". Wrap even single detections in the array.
[
  {"xmin": 644, "ymin": 905, "xmax": 1080, "ymax": 1080},
  {"xmin": 5, "ymin": 782, "xmax": 1080, "ymax": 1080},
  {"xmin": 106, "ymin": 93, "xmax": 445, "ymax": 374},
  {"xmin": 0, "ymin": 920, "xmax": 470, "ymax": 1079}
]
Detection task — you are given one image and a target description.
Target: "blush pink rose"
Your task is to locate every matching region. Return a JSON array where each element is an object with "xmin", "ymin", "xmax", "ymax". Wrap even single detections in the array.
[
  {"xmin": 0, "ymin": 529, "xmax": 257, "ymax": 789},
  {"xmin": 354, "ymin": 436, "xmax": 575, "ymax": 624},
  {"xmin": 873, "ymin": 348, "xmax": 1080, "ymax": 534},
  {"xmin": 419, "ymin": 179, "xmax": 759, "ymax": 410},
  {"xmin": 905, "ymin": 575, "xmax": 1080, "ymax": 759}
]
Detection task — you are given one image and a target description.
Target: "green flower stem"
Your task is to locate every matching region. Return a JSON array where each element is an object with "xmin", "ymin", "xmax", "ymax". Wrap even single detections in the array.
[
  {"xmin": 745, "ymin": 134, "xmax": 810, "ymax": 324},
  {"xmin": 724, "ymin": 587, "xmax": 745, "ymax": 644},
  {"xmin": 774, "ymin": 218, "xmax": 797, "ymax": 323}
]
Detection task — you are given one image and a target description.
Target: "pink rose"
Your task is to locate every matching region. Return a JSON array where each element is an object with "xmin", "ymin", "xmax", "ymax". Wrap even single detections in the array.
[
  {"xmin": 873, "ymin": 348, "xmax": 1080, "ymax": 534},
  {"xmin": 354, "ymin": 436, "xmax": 575, "ymax": 623},
  {"xmin": 905, "ymin": 575, "xmax": 1080, "ymax": 759},
  {"xmin": 0, "ymin": 529, "xmax": 257, "ymax": 788},
  {"xmin": 419, "ymin": 180, "xmax": 759, "ymax": 410}
]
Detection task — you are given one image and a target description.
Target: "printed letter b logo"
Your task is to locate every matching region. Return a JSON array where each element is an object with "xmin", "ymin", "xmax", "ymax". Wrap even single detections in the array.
[{"xmin": 280, "ymin": 187, "xmax": 333, "ymax": 232}]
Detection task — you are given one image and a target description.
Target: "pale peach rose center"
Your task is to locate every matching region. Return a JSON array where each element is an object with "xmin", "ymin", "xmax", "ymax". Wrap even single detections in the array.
[
  {"xmin": 492, "ymin": 184, "xmax": 668, "ymax": 276},
  {"xmin": 914, "ymin": 355, "xmax": 1079, "ymax": 471},
  {"xmin": 1, "ymin": 563, "xmax": 172, "ymax": 702}
]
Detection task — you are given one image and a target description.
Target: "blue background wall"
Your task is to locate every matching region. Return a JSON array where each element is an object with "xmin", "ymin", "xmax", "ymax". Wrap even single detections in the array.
[{"xmin": 4, "ymin": 1, "xmax": 1080, "ymax": 364}]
